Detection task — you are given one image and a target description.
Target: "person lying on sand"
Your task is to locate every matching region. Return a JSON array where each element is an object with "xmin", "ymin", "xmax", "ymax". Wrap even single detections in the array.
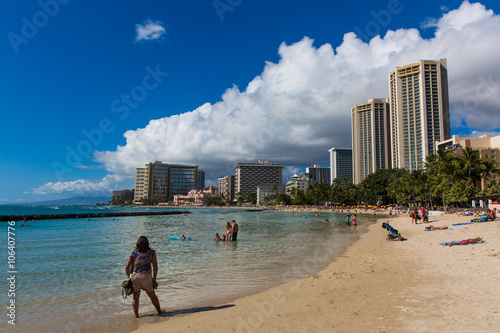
[
  {"xmin": 425, "ymin": 225, "xmax": 448, "ymax": 230},
  {"xmin": 445, "ymin": 237, "xmax": 482, "ymax": 246}
]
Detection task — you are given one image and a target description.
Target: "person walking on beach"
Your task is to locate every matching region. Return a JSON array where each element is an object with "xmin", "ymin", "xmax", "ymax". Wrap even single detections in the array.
[
  {"xmin": 231, "ymin": 220, "xmax": 239, "ymax": 241},
  {"xmin": 352, "ymin": 214, "xmax": 357, "ymax": 231},
  {"xmin": 410, "ymin": 209, "xmax": 417, "ymax": 224},
  {"xmin": 125, "ymin": 236, "xmax": 165, "ymax": 318},
  {"xmin": 346, "ymin": 214, "xmax": 351, "ymax": 232}
]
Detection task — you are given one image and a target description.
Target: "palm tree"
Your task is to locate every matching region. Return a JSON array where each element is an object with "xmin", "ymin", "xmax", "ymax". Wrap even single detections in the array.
[
  {"xmin": 457, "ymin": 147, "xmax": 482, "ymax": 186},
  {"xmin": 480, "ymin": 156, "xmax": 500, "ymax": 186}
]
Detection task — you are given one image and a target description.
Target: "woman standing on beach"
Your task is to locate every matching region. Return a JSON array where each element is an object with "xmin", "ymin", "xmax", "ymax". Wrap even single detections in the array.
[
  {"xmin": 225, "ymin": 222, "xmax": 232, "ymax": 240},
  {"xmin": 125, "ymin": 236, "xmax": 165, "ymax": 318}
]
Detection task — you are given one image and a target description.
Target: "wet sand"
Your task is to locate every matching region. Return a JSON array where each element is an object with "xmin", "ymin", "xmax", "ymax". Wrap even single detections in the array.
[{"xmin": 130, "ymin": 213, "xmax": 500, "ymax": 332}]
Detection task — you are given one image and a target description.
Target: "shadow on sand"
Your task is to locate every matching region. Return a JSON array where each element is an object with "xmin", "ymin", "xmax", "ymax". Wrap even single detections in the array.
[{"xmin": 140, "ymin": 304, "xmax": 235, "ymax": 318}]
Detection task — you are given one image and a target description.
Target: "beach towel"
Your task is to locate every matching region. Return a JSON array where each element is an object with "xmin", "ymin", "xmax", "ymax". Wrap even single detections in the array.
[
  {"xmin": 452, "ymin": 222, "xmax": 475, "ymax": 226},
  {"xmin": 439, "ymin": 238, "xmax": 484, "ymax": 246}
]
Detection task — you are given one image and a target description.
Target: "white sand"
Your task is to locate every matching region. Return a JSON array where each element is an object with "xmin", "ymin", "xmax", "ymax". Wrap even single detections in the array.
[{"xmin": 131, "ymin": 213, "xmax": 500, "ymax": 332}]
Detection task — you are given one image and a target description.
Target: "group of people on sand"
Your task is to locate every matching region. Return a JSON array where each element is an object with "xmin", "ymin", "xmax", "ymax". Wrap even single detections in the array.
[
  {"xmin": 410, "ymin": 207, "xmax": 428, "ymax": 224},
  {"xmin": 214, "ymin": 220, "xmax": 239, "ymax": 241},
  {"xmin": 345, "ymin": 214, "xmax": 357, "ymax": 231}
]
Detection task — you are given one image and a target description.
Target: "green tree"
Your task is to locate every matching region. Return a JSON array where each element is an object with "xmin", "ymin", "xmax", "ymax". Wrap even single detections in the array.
[
  {"xmin": 359, "ymin": 168, "xmax": 407, "ymax": 205},
  {"xmin": 480, "ymin": 181, "xmax": 500, "ymax": 196},
  {"xmin": 292, "ymin": 190, "xmax": 307, "ymax": 205},
  {"xmin": 246, "ymin": 193, "xmax": 257, "ymax": 205},
  {"xmin": 457, "ymin": 147, "xmax": 483, "ymax": 185},
  {"xmin": 480, "ymin": 156, "xmax": 500, "ymax": 185},
  {"xmin": 442, "ymin": 179, "xmax": 477, "ymax": 206}
]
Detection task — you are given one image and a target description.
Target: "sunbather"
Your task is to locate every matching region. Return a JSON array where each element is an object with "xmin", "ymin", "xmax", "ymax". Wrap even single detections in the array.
[
  {"xmin": 446, "ymin": 237, "xmax": 482, "ymax": 246},
  {"xmin": 425, "ymin": 225, "xmax": 448, "ymax": 230}
]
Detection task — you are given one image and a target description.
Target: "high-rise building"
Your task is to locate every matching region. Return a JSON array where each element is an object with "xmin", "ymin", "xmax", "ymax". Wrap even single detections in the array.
[
  {"xmin": 306, "ymin": 165, "xmax": 331, "ymax": 184},
  {"xmin": 329, "ymin": 148, "xmax": 353, "ymax": 184},
  {"xmin": 134, "ymin": 161, "xmax": 198, "ymax": 201},
  {"xmin": 197, "ymin": 169, "xmax": 205, "ymax": 190},
  {"xmin": 351, "ymin": 98, "xmax": 391, "ymax": 184},
  {"xmin": 111, "ymin": 189, "xmax": 135, "ymax": 203},
  {"xmin": 235, "ymin": 160, "xmax": 283, "ymax": 199},
  {"xmin": 218, "ymin": 174, "xmax": 236, "ymax": 202},
  {"xmin": 389, "ymin": 59, "xmax": 450, "ymax": 171}
]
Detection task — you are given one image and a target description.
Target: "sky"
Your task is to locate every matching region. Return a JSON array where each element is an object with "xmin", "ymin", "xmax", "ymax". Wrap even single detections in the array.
[{"xmin": 1, "ymin": 0, "xmax": 500, "ymax": 204}]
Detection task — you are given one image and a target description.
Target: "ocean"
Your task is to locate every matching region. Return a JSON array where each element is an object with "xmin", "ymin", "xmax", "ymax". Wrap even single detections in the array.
[{"xmin": 0, "ymin": 205, "xmax": 373, "ymax": 332}]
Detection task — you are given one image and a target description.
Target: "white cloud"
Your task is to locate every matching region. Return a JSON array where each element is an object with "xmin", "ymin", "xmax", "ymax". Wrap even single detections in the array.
[
  {"xmin": 37, "ymin": 1, "xmax": 500, "ymax": 195},
  {"xmin": 135, "ymin": 19, "xmax": 167, "ymax": 42},
  {"xmin": 31, "ymin": 175, "xmax": 123, "ymax": 196}
]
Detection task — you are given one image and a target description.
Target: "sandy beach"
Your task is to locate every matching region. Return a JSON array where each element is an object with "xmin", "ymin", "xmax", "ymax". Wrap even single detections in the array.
[{"xmin": 130, "ymin": 212, "xmax": 500, "ymax": 332}]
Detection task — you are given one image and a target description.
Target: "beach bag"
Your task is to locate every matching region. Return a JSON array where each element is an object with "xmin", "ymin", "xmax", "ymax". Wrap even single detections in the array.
[
  {"xmin": 122, "ymin": 251, "xmax": 135, "ymax": 299},
  {"xmin": 122, "ymin": 278, "xmax": 134, "ymax": 298}
]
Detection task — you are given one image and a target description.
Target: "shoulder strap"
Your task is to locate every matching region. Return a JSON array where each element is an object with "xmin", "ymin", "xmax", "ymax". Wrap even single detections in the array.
[{"xmin": 130, "ymin": 251, "xmax": 136, "ymax": 274}]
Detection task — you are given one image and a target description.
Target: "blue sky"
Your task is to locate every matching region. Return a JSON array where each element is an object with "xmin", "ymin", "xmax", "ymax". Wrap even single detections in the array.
[{"xmin": 1, "ymin": 0, "xmax": 500, "ymax": 203}]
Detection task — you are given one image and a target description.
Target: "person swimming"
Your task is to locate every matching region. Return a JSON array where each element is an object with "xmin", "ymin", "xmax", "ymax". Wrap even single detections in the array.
[{"xmin": 180, "ymin": 234, "xmax": 192, "ymax": 240}]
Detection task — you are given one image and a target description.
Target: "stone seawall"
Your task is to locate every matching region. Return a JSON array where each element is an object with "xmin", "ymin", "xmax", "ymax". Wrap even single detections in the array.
[{"xmin": 0, "ymin": 210, "xmax": 190, "ymax": 222}]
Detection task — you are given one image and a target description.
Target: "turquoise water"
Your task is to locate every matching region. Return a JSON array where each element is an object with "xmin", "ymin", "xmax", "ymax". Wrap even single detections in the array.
[{"xmin": 0, "ymin": 206, "xmax": 372, "ymax": 332}]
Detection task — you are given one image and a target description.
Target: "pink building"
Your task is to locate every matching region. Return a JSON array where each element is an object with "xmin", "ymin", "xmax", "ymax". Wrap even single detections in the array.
[{"xmin": 173, "ymin": 185, "xmax": 218, "ymax": 205}]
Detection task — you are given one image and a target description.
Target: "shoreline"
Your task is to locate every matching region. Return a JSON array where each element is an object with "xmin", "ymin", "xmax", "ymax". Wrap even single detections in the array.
[{"xmin": 130, "ymin": 213, "xmax": 500, "ymax": 332}]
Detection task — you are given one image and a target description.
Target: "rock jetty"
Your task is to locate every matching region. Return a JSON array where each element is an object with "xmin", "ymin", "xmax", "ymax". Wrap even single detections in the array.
[{"xmin": 0, "ymin": 210, "xmax": 190, "ymax": 222}]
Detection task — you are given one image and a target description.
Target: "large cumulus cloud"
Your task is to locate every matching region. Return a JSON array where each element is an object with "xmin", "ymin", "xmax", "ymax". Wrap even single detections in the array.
[{"xmin": 36, "ymin": 1, "xmax": 500, "ymax": 195}]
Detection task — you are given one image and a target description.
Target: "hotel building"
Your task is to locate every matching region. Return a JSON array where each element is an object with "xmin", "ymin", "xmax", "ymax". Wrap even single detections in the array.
[
  {"xmin": 389, "ymin": 59, "xmax": 451, "ymax": 171},
  {"xmin": 197, "ymin": 169, "xmax": 205, "ymax": 190},
  {"xmin": 235, "ymin": 160, "xmax": 283, "ymax": 199},
  {"xmin": 351, "ymin": 98, "xmax": 391, "ymax": 184},
  {"xmin": 111, "ymin": 189, "xmax": 135, "ymax": 203},
  {"xmin": 134, "ymin": 161, "xmax": 199, "ymax": 201},
  {"xmin": 285, "ymin": 173, "xmax": 311, "ymax": 196},
  {"xmin": 306, "ymin": 164, "xmax": 331, "ymax": 184},
  {"xmin": 329, "ymin": 148, "xmax": 353, "ymax": 184},
  {"xmin": 218, "ymin": 174, "xmax": 236, "ymax": 202}
]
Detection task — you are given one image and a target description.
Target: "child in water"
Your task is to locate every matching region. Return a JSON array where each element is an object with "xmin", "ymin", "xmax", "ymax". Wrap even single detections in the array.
[{"xmin": 213, "ymin": 233, "xmax": 221, "ymax": 241}]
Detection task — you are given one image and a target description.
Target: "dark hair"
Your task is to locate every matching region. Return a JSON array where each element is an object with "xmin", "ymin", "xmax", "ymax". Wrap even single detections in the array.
[{"xmin": 136, "ymin": 236, "xmax": 150, "ymax": 253}]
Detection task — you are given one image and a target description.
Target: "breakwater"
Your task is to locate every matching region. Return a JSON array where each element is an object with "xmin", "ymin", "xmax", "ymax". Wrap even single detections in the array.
[{"xmin": 0, "ymin": 210, "xmax": 190, "ymax": 222}]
